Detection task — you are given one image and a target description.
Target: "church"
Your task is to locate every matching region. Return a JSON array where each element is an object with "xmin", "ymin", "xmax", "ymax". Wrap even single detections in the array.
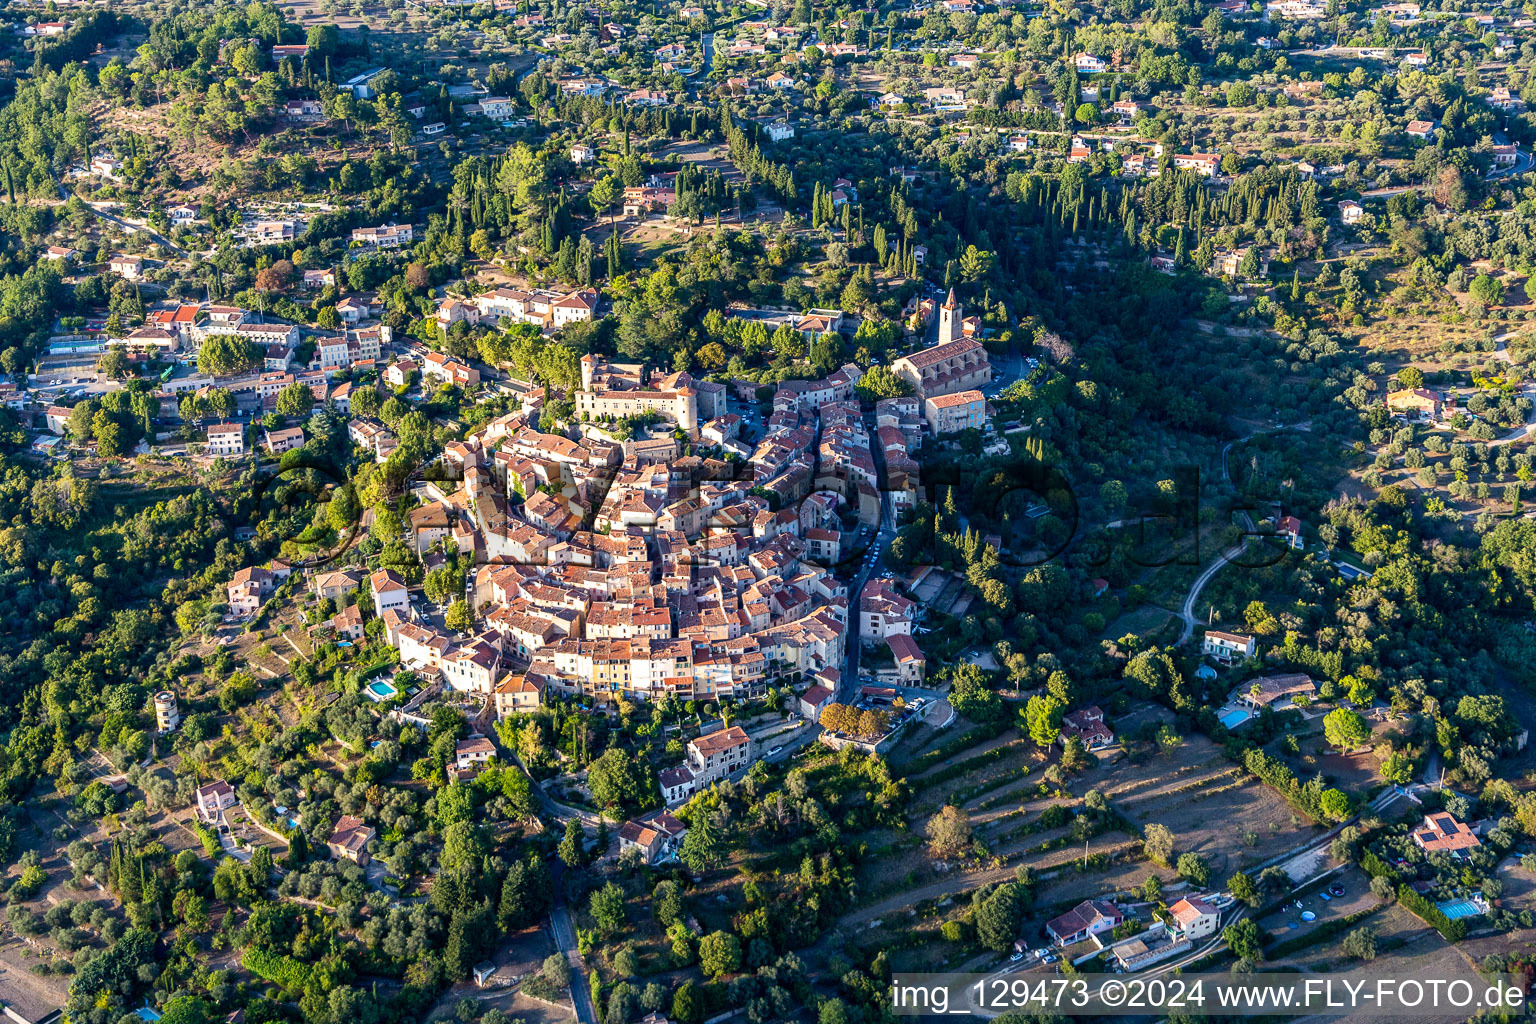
[{"xmin": 890, "ymin": 290, "xmax": 992, "ymax": 399}]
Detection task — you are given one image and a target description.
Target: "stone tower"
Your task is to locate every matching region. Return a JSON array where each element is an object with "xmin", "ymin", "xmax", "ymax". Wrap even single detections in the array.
[
  {"xmin": 938, "ymin": 288, "xmax": 960, "ymax": 345},
  {"xmin": 154, "ymin": 691, "xmax": 180, "ymax": 734}
]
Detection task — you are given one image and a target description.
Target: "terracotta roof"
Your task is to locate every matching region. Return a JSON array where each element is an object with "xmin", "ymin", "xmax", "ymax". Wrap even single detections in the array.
[
  {"xmin": 456, "ymin": 736, "xmax": 496, "ymax": 756},
  {"xmin": 329, "ymin": 814, "xmax": 375, "ymax": 852},
  {"xmin": 926, "ymin": 389, "xmax": 985, "ymax": 409},
  {"xmin": 1415, "ymin": 812, "xmax": 1480, "ymax": 852},
  {"xmin": 801, "ymin": 684, "xmax": 834, "ymax": 707},
  {"xmin": 1170, "ymin": 896, "xmax": 1216, "ymax": 925},
  {"xmin": 897, "ymin": 337, "xmax": 985, "ymax": 371},
  {"xmin": 690, "ymin": 725, "xmax": 750, "ymax": 755},
  {"xmin": 369, "ymin": 568, "xmax": 408, "ymax": 593},
  {"xmin": 886, "ymin": 633, "xmax": 924, "ymax": 662}
]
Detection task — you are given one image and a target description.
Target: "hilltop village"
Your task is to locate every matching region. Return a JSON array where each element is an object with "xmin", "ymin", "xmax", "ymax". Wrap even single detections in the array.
[{"xmin": 3, "ymin": 0, "xmax": 1536, "ymax": 1022}]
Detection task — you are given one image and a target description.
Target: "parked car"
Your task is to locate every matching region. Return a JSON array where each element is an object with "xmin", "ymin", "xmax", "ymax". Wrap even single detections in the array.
[
  {"xmin": 767, "ymin": 745, "xmax": 783, "ymax": 756},
  {"xmin": 1009, "ymin": 951, "xmax": 1024, "ymax": 962}
]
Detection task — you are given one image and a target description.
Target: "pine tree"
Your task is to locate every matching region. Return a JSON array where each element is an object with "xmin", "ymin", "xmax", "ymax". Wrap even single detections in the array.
[
  {"xmin": 559, "ymin": 819, "xmax": 585, "ymax": 866},
  {"xmin": 119, "ymin": 847, "xmax": 143, "ymax": 904},
  {"xmin": 444, "ymin": 909, "xmax": 473, "ymax": 979}
]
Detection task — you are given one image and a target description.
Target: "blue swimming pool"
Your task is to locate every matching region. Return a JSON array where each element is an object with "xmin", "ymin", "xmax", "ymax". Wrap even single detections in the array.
[
  {"xmin": 1438, "ymin": 899, "xmax": 1484, "ymax": 920},
  {"xmin": 1219, "ymin": 708, "xmax": 1252, "ymax": 729},
  {"xmin": 365, "ymin": 680, "xmax": 398, "ymax": 701}
]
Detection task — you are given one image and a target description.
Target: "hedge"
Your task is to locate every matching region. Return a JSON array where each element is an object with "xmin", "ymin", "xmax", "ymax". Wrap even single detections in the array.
[
  {"xmin": 1396, "ymin": 884, "xmax": 1467, "ymax": 942},
  {"xmin": 1360, "ymin": 851, "xmax": 1396, "ymax": 880},
  {"xmin": 191, "ymin": 822, "xmax": 222, "ymax": 859}
]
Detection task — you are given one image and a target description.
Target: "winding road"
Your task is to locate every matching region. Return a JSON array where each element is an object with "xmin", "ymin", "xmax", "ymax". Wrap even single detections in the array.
[
  {"xmin": 1176, "ymin": 423, "xmax": 1310, "ymax": 646},
  {"xmin": 1486, "ymin": 327, "xmax": 1536, "ymax": 447},
  {"xmin": 54, "ymin": 177, "xmax": 189, "ymax": 256}
]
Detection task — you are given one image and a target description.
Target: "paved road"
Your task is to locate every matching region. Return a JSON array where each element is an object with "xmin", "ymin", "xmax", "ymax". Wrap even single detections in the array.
[
  {"xmin": 1489, "ymin": 130, "xmax": 1533, "ymax": 180},
  {"xmin": 1490, "ymin": 147, "xmax": 1534, "ymax": 179},
  {"xmin": 549, "ymin": 867, "xmax": 599, "ymax": 1024},
  {"xmin": 1361, "ymin": 138, "xmax": 1528, "ymax": 200},
  {"xmin": 983, "ymin": 343, "xmax": 1028, "ymax": 398},
  {"xmin": 1177, "ymin": 538, "xmax": 1250, "ymax": 645},
  {"xmin": 842, "ymin": 414, "xmax": 900, "ymax": 702},
  {"xmin": 54, "ymin": 177, "xmax": 189, "ymax": 256},
  {"xmin": 1485, "ymin": 327, "xmax": 1536, "ymax": 447},
  {"xmin": 1176, "ymin": 423, "xmax": 1310, "ymax": 645}
]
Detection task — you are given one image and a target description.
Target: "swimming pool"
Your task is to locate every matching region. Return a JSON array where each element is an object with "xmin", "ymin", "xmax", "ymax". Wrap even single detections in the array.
[
  {"xmin": 1219, "ymin": 707, "xmax": 1252, "ymax": 729},
  {"xmin": 1437, "ymin": 898, "xmax": 1484, "ymax": 920},
  {"xmin": 365, "ymin": 680, "xmax": 398, "ymax": 701}
]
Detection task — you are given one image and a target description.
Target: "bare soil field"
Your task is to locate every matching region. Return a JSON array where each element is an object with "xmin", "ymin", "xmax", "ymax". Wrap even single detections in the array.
[
  {"xmin": 1257, "ymin": 866, "xmax": 1376, "ymax": 946},
  {"xmin": 1265, "ymin": 712, "xmax": 1394, "ymax": 800},
  {"xmin": 276, "ymin": 0, "xmax": 384, "ymax": 31},
  {"xmin": 1284, "ymin": 925, "xmax": 1482, "ymax": 1024},
  {"xmin": 0, "ymin": 940, "xmax": 67, "ymax": 1024},
  {"xmin": 656, "ymin": 141, "xmax": 745, "ymax": 182},
  {"xmin": 1082, "ymin": 729, "xmax": 1325, "ymax": 877},
  {"xmin": 426, "ymin": 926, "xmax": 573, "ymax": 1023},
  {"xmin": 1030, "ymin": 858, "xmax": 1176, "ymax": 909},
  {"xmin": 1496, "ymin": 857, "xmax": 1536, "ymax": 915}
]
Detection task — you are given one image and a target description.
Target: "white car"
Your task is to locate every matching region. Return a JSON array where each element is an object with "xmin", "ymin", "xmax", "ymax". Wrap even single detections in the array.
[
  {"xmin": 768, "ymin": 745, "xmax": 783, "ymax": 755},
  {"xmin": 1009, "ymin": 951, "xmax": 1024, "ymax": 962}
]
